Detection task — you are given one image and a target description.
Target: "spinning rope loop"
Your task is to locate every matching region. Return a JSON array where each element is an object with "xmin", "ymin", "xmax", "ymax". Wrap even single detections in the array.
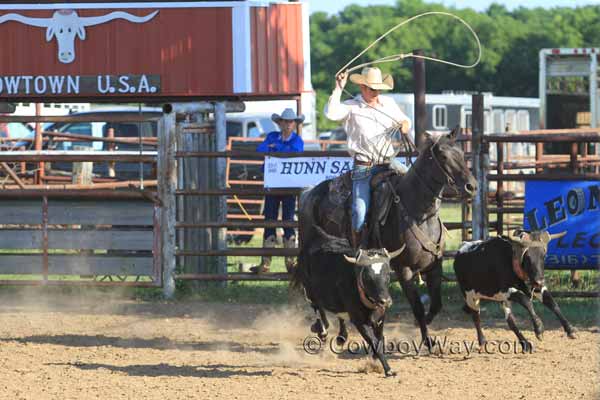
[{"xmin": 334, "ymin": 12, "xmax": 482, "ymax": 165}]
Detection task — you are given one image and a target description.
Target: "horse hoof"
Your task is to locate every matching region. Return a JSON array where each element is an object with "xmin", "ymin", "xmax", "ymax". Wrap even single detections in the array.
[
  {"xmin": 567, "ymin": 331, "xmax": 577, "ymax": 339},
  {"xmin": 385, "ymin": 370, "xmax": 397, "ymax": 378},
  {"xmin": 520, "ymin": 340, "xmax": 533, "ymax": 352}
]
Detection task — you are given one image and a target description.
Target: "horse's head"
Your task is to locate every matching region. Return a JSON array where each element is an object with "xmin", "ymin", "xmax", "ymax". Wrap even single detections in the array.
[{"xmin": 422, "ymin": 125, "xmax": 477, "ymax": 198}]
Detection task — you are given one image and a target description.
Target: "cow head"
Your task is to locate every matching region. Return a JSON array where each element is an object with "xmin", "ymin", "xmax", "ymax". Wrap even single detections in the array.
[
  {"xmin": 508, "ymin": 229, "xmax": 567, "ymax": 288},
  {"xmin": 0, "ymin": 9, "xmax": 159, "ymax": 64},
  {"xmin": 344, "ymin": 246, "xmax": 405, "ymax": 310}
]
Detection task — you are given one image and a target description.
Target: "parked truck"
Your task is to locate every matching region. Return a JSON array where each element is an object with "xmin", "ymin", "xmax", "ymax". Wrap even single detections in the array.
[{"xmin": 539, "ymin": 47, "xmax": 599, "ymax": 154}]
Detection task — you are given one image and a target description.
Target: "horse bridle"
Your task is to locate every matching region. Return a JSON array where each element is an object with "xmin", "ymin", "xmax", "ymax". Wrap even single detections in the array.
[{"xmin": 408, "ymin": 141, "xmax": 456, "ymax": 202}]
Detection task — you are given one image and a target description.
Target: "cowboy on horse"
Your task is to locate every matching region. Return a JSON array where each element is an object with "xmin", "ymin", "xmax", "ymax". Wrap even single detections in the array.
[{"xmin": 324, "ymin": 66, "xmax": 412, "ymax": 249}]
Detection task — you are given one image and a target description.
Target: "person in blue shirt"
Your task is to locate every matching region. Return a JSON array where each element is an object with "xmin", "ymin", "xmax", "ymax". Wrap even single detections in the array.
[{"xmin": 251, "ymin": 108, "xmax": 304, "ymax": 273}]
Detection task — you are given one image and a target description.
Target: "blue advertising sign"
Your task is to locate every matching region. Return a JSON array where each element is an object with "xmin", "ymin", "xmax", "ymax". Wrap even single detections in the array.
[{"xmin": 523, "ymin": 180, "xmax": 600, "ymax": 269}]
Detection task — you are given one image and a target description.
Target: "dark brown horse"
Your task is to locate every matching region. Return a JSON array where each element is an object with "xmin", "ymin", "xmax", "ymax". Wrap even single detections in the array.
[{"xmin": 299, "ymin": 126, "xmax": 477, "ymax": 347}]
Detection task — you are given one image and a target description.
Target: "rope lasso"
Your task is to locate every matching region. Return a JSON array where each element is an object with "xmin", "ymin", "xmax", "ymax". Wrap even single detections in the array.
[
  {"xmin": 334, "ymin": 11, "xmax": 481, "ymax": 165},
  {"xmin": 335, "ymin": 11, "xmax": 482, "ymax": 77}
]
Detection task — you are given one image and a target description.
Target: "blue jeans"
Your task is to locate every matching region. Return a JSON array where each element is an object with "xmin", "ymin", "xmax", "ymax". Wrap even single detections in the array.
[
  {"xmin": 263, "ymin": 195, "xmax": 296, "ymax": 239},
  {"xmin": 351, "ymin": 165, "xmax": 387, "ymax": 232}
]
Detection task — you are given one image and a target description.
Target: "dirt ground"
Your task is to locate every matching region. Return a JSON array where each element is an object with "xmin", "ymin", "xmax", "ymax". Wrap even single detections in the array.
[{"xmin": 0, "ymin": 291, "xmax": 597, "ymax": 400}]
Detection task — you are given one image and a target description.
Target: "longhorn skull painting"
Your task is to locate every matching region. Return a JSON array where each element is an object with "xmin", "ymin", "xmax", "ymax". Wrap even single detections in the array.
[{"xmin": 0, "ymin": 9, "xmax": 159, "ymax": 64}]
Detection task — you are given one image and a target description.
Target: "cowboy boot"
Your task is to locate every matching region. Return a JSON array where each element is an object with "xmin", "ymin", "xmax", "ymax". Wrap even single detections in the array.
[
  {"xmin": 283, "ymin": 235, "xmax": 297, "ymax": 273},
  {"xmin": 250, "ymin": 235, "xmax": 277, "ymax": 274}
]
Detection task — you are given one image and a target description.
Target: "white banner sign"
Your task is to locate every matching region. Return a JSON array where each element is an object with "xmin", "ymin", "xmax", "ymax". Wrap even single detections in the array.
[{"xmin": 264, "ymin": 156, "xmax": 353, "ymax": 188}]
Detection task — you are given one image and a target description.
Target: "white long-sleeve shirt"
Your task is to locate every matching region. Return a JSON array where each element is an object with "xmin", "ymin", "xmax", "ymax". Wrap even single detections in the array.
[{"xmin": 324, "ymin": 87, "xmax": 412, "ymax": 163}]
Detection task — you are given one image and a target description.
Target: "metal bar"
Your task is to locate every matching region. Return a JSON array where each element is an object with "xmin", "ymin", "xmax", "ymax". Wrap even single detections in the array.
[
  {"xmin": 176, "ymin": 248, "xmax": 458, "ymax": 257},
  {"xmin": 1, "ymin": 180, "xmax": 157, "ymax": 191},
  {"xmin": 590, "ymin": 53, "xmax": 598, "ymax": 129},
  {"xmin": 0, "ymin": 189, "xmax": 150, "ymax": 199},
  {"xmin": 153, "ymin": 204, "xmax": 163, "ymax": 287},
  {"xmin": 539, "ymin": 50, "xmax": 547, "ymax": 129},
  {"xmin": 177, "ymin": 221, "xmax": 297, "ymax": 228},
  {"xmin": 176, "ymin": 221, "xmax": 469, "ymax": 229},
  {"xmin": 175, "ymin": 273, "xmax": 291, "ymax": 281},
  {"xmin": 215, "ymin": 101, "xmax": 228, "ymax": 279},
  {"xmin": 535, "ymin": 142, "xmax": 543, "ymax": 173},
  {"xmin": 0, "ymin": 280, "xmax": 159, "ymax": 287},
  {"xmin": 551, "ymin": 291, "xmax": 600, "ymax": 298},
  {"xmin": 177, "ymin": 248, "xmax": 299, "ymax": 257},
  {"xmin": 226, "ymin": 198, "xmax": 263, "ymax": 205},
  {"xmin": 471, "ymin": 94, "xmax": 485, "ymax": 240},
  {"xmin": 496, "ymin": 142, "xmax": 504, "ymax": 235},
  {"xmin": 487, "ymin": 174, "xmax": 600, "ymax": 181},
  {"xmin": 570, "ymin": 142, "xmax": 579, "ymax": 173},
  {"xmin": 0, "ymin": 114, "xmax": 160, "ymax": 123},
  {"xmin": 487, "ymin": 207, "xmax": 524, "ymax": 213},
  {"xmin": 177, "ymin": 188, "xmax": 302, "ymax": 196},
  {"xmin": 35, "ymin": 103, "xmax": 44, "ymax": 184},
  {"xmin": 413, "ymin": 48, "xmax": 426, "ymax": 148},
  {"xmin": 0, "ymin": 162, "xmax": 26, "ymax": 189},
  {"xmin": 483, "ymin": 133, "xmax": 600, "ymax": 143},
  {"xmin": 42, "ymin": 196, "xmax": 48, "ymax": 281},
  {"xmin": 44, "ymin": 131, "xmax": 158, "ymax": 146},
  {"xmin": 161, "ymin": 112, "xmax": 177, "ymax": 299},
  {"xmin": 0, "ymin": 151, "xmax": 156, "ymax": 163},
  {"xmin": 175, "ymin": 150, "xmax": 418, "ymax": 158},
  {"xmin": 164, "ymin": 101, "xmax": 245, "ymax": 115}
]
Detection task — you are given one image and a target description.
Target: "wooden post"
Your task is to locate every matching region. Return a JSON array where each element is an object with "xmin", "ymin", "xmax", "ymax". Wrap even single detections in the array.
[
  {"xmin": 214, "ymin": 102, "xmax": 228, "ymax": 281},
  {"xmin": 107, "ymin": 127, "xmax": 116, "ymax": 178},
  {"xmin": 535, "ymin": 142, "xmax": 543, "ymax": 173},
  {"xmin": 72, "ymin": 145, "xmax": 93, "ymax": 185},
  {"xmin": 413, "ymin": 49, "xmax": 426, "ymax": 148},
  {"xmin": 471, "ymin": 94, "xmax": 488, "ymax": 240},
  {"xmin": 570, "ymin": 142, "xmax": 578, "ymax": 173},
  {"xmin": 159, "ymin": 112, "xmax": 176, "ymax": 299},
  {"xmin": 34, "ymin": 103, "xmax": 44, "ymax": 183}
]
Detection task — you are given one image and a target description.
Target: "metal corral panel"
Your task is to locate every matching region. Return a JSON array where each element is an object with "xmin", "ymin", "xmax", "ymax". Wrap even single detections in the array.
[
  {"xmin": 0, "ymin": 229, "xmax": 153, "ymax": 250},
  {"xmin": 47, "ymin": 200, "xmax": 153, "ymax": 225},
  {"xmin": 0, "ymin": 255, "xmax": 152, "ymax": 275},
  {"xmin": 0, "ymin": 2, "xmax": 306, "ymax": 101}
]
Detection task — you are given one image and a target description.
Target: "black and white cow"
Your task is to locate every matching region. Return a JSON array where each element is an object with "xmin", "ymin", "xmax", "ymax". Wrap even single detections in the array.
[
  {"xmin": 453, "ymin": 229, "xmax": 576, "ymax": 350},
  {"xmin": 292, "ymin": 227, "xmax": 404, "ymax": 377}
]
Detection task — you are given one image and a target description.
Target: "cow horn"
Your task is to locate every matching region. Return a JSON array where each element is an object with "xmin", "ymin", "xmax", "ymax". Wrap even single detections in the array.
[
  {"xmin": 0, "ymin": 13, "xmax": 51, "ymax": 27},
  {"xmin": 80, "ymin": 10, "xmax": 159, "ymax": 27},
  {"xmin": 343, "ymin": 249, "xmax": 362, "ymax": 265},
  {"xmin": 541, "ymin": 231, "xmax": 567, "ymax": 244},
  {"xmin": 387, "ymin": 244, "xmax": 406, "ymax": 259}
]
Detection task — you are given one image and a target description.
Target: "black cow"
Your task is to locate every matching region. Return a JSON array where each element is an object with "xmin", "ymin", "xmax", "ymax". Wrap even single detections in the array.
[
  {"xmin": 453, "ymin": 229, "xmax": 576, "ymax": 350},
  {"xmin": 292, "ymin": 227, "xmax": 404, "ymax": 377}
]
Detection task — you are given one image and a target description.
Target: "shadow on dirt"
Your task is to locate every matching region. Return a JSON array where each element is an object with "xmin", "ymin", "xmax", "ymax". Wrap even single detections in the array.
[
  {"xmin": 47, "ymin": 362, "xmax": 273, "ymax": 378},
  {"xmin": 1, "ymin": 334, "xmax": 279, "ymax": 354}
]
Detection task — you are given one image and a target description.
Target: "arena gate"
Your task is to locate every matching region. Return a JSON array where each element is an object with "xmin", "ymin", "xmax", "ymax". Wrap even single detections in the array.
[{"xmin": 0, "ymin": 1, "xmax": 310, "ymax": 295}]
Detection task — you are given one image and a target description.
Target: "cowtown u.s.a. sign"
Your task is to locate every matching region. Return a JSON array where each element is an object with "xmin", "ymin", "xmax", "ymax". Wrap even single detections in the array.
[
  {"xmin": 0, "ymin": 3, "xmax": 308, "ymax": 100},
  {"xmin": 0, "ymin": 74, "xmax": 160, "ymax": 95}
]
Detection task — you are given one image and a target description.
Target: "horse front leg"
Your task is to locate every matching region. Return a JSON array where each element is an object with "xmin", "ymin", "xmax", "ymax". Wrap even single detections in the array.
[
  {"xmin": 424, "ymin": 260, "xmax": 443, "ymax": 325},
  {"xmin": 398, "ymin": 266, "xmax": 433, "ymax": 350}
]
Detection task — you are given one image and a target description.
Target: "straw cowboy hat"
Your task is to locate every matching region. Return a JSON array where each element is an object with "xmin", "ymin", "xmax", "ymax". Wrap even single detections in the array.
[
  {"xmin": 271, "ymin": 108, "xmax": 305, "ymax": 123},
  {"xmin": 350, "ymin": 67, "xmax": 394, "ymax": 90}
]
